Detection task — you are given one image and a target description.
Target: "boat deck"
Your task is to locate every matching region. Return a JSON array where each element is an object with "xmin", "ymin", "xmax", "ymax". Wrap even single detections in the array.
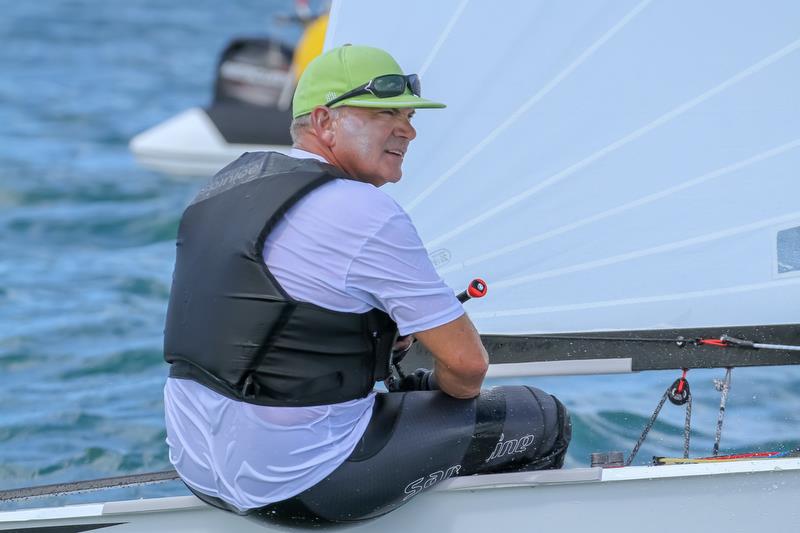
[{"xmin": 3, "ymin": 458, "xmax": 799, "ymax": 532}]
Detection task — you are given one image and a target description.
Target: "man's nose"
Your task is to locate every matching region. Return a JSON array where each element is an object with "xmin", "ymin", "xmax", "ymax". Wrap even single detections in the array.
[{"xmin": 395, "ymin": 116, "xmax": 416, "ymax": 140}]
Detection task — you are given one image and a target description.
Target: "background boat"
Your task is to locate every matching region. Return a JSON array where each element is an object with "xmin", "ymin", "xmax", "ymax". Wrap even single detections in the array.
[{"xmin": 129, "ymin": 2, "xmax": 328, "ymax": 178}]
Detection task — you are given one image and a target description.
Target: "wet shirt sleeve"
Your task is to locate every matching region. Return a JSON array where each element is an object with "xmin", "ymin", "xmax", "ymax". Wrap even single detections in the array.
[{"xmin": 346, "ymin": 211, "xmax": 464, "ymax": 336}]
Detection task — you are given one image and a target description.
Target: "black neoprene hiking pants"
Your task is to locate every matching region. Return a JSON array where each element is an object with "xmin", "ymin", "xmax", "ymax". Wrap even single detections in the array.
[{"xmin": 244, "ymin": 385, "xmax": 572, "ymax": 524}]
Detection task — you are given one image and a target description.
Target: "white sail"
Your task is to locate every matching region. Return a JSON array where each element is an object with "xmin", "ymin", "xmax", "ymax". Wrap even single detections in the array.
[{"xmin": 325, "ymin": 0, "xmax": 800, "ymax": 336}]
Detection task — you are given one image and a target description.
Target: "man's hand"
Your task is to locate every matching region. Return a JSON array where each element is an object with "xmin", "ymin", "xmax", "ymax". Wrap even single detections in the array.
[
  {"xmin": 392, "ymin": 334, "xmax": 415, "ymax": 353},
  {"xmin": 414, "ymin": 314, "xmax": 488, "ymax": 399},
  {"xmin": 385, "ymin": 368, "xmax": 438, "ymax": 392}
]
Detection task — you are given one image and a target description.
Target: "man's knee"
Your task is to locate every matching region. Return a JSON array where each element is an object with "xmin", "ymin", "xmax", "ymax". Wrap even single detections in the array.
[
  {"xmin": 523, "ymin": 386, "xmax": 571, "ymax": 467},
  {"xmin": 546, "ymin": 393, "xmax": 572, "ymax": 468},
  {"xmin": 484, "ymin": 385, "xmax": 571, "ymax": 471}
]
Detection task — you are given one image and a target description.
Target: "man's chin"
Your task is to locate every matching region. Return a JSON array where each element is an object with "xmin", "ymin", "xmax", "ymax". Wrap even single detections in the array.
[{"xmin": 374, "ymin": 170, "xmax": 402, "ymax": 187}]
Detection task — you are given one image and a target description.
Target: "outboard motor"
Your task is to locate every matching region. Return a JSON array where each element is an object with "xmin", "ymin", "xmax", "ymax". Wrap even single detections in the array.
[
  {"xmin": 213, "ymin": 37, "xmax": 295, "ymax": 108},
  {"xmin": 129, "ymin": 10, "xmax": 327, "ymax": 177},
  {"xmin": 206, "ymin": 37, "xmax": 295, "ymax": 146}
]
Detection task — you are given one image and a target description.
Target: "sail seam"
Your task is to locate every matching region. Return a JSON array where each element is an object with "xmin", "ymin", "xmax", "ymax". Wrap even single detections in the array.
[
  {"xmin": 425, "ymin": 36, "xmax": 800, "ymax": 248},
  {"xmin": 439, "ymin": 138, "xmax": 800, "ymax": 275},
  {"xmin": 471, "ymin": 276, "xmax": 800, "ymax": 319},
  {"xmin": 417, "ymin": 0, "xmax": 470, "ymax": 78},
  {"xmin": 406, "ymin": 0, "xmax": 655, "ymax": 213},
  {"xmin": 489, "ymin": 211, "xmax": 800, "ymax": 289}
]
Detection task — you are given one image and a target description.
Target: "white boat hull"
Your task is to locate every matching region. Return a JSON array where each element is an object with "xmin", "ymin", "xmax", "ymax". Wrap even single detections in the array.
[
  {"xmin": 3, "ymin": 459, "xmax": 799, "ymax": 532},
  {"xmin": 129, "ymin": 107, "xmax": 287, "ymax": 179}
]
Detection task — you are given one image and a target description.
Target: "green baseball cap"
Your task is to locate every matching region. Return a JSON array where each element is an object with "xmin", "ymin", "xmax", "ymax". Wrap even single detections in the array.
[{"xmin": 292, "ymin": 44, "xmax": 446, "ymax": 118}]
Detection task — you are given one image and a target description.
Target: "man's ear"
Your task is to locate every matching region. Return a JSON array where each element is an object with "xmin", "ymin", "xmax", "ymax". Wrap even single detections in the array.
[{"xmin": 309, "ymin": 106, "xmax": 336, "ymax": 147}]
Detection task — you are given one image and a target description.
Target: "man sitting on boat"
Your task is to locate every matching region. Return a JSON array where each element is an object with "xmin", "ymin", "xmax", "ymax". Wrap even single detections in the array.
[{"xmin": 162, "ymin": 44, "xmax": 571, "ymax": 524}]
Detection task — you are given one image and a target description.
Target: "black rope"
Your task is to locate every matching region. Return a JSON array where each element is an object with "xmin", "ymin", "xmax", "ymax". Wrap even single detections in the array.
[
  {"xmin": 526, "ymin": 334, "xmax": 800, "ymax": 351},
  {"xmin": 626, "ymin": 388, "xmax": 670, "ymax": 466},
  {"xmin": 626, "ymin": 377, "xmax": 693, "ymax": 466},
  {"xmin": 528, "ymin": 334, "xmax": 689, "ymax": 344},
  {"xmin": 0, "ymin": 469, "xmax": 181, "ymax": 502}
]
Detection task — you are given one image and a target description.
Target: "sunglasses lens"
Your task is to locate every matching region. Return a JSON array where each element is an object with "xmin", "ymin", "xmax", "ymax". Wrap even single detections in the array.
[
  {"xmin": 372, "ymin": 75, "xmax": 407, "ymax": 96},
  {"xmin": 407, "ymin": 74, "xmax": 421, "ymax": 97}
]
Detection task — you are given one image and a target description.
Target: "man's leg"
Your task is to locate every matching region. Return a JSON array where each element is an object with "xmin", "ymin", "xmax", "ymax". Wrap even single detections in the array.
[{"xmin": 252, "ymin": 386, "xmax": 571, "ymax": 524}]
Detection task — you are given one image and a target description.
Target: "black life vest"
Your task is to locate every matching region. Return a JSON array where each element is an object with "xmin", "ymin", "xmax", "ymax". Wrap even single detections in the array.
[{"xmin": 164, "ymin": 152, "xmax": 398, "ymax": 407}]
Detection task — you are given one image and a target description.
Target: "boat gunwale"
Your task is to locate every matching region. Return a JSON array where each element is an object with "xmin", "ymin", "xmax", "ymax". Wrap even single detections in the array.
[{"xmin": 3, "ymin": 458, "xmax": 800, "ymax": 523}]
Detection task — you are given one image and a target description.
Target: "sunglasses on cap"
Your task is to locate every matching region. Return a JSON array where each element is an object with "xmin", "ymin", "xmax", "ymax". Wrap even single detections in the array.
[{"xmin": 325, "ymin": 74, "xmax": 421, "ymax": 108}]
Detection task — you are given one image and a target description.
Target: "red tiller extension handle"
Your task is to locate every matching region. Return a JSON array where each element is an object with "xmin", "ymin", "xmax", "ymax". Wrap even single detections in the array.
[{"xmin": 457, "ymin": 278, "xmax": 488, "ymax": 303}]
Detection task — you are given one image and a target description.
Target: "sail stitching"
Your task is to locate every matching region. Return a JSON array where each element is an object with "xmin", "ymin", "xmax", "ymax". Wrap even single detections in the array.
[
  {"xmin": 406, "ymin": 0, "xmax": 654, "ymax": 212},
  {"xmin": 470, "ymin": 276, "xmax": 800, "ymax": 319},
  {"xmin": 490, "ymin": 210, "xmax": 800, "ymax": 289},
  {"xmin": 425, "ymin": 36, "xmax": 800, "ymax": 248},
  {"xmin": 417, "ymin": 0, "xmax": 470, "ymax": 78},
  {"xmin": 438, "ymin": 139, "xmax": 800, "ymax": 275}
]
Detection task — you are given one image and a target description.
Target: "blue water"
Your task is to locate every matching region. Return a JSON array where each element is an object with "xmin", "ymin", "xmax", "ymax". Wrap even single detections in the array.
[{"xmin": 1, "ymin": 0, "xmax": 798, "ymax": 511}]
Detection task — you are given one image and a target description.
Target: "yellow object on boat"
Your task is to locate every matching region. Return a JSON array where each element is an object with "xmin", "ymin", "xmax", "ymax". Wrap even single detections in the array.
[
  {"xmin": 293, "ymin": 14, "xmax": 328, "ymax": 81},
  {"xmin": 654, "ymin": 454, "xmax": 782, "ymax": 465}
]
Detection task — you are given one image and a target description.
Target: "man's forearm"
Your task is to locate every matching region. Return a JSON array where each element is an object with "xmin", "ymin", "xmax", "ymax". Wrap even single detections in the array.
[
  {"xmin": 415, "ymin": 314, "xmax": 489, "ymax": 399},
  {"xmin": 434, "ymin": 360, "xmax": 485, "ymax": 398}
]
